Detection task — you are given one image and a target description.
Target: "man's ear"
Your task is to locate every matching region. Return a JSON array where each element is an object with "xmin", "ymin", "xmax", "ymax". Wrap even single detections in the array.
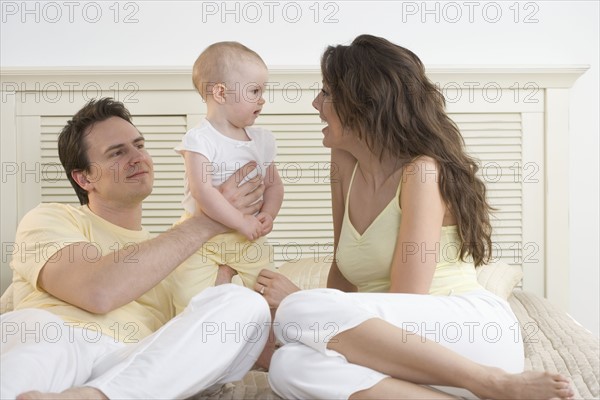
[
  {"xmin": 212, "ymin": 83, "xmax": 227, "ymax": 104},
  {"xmin": 71, "ymin": 169, "xmax": 93, "ymax": 191}
]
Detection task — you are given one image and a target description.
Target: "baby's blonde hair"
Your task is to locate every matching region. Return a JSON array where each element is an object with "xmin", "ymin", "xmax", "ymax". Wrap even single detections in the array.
[{"xmin": 192, "ymin": 41, "xmax": 266, "ymax": 100}]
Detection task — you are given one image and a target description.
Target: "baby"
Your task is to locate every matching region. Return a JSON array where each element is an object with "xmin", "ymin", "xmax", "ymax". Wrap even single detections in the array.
[{"xmin": 171, "ymin": 41, "xmax": 283, "ymax": 314}]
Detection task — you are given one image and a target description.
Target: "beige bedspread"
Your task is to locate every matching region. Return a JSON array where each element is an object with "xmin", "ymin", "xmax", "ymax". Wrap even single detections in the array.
[{"xmin": 195, "ymin": 290, "xmax": 599, "ymax": 399}]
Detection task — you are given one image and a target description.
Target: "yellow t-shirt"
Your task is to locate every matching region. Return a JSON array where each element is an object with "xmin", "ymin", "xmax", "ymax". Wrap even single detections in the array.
[
  {"xmin": 10, "ymin": 203, "xmax": 173, "ymax": 342},
  {"xmin": 336, "ymin": 165, "xmax": 484, "ymax": 295}
]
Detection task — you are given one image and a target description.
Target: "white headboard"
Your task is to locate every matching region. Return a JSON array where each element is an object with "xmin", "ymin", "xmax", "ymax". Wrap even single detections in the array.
[{"xmin": 0, "ymin": 66, "xmax": 587, "ymax": 310}]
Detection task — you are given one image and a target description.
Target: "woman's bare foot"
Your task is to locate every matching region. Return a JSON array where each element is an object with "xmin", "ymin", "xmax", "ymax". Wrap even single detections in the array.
[
  {"xmin": 475, "ymin": 369, "xmax": 574, "ymax": 400},
  {"xmin": 17, "ymin": 387, "xmax": 107, "ymax": 400}
]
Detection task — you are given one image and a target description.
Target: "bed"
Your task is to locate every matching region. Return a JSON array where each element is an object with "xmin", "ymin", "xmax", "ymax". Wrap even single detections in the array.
[
  {"xmin": 1, "ymin": 259, "xmax": 597, "ymax": 399},
  {"xmin": 192, "ymin": 258, "xmax": 600, "ymax": 399}
]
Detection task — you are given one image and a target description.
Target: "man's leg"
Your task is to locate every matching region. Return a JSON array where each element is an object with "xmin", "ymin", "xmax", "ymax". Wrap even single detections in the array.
[
  {"xmin": 1, "ymin": 309, "xmax": 117, "ymax": 399},
  {"xmin": 86, "ymin": 284, "xmax": 270, "ymax": 399}
]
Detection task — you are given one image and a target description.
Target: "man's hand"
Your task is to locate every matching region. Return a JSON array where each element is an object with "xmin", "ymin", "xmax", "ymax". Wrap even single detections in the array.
[{"xmin": 219, "ymin": 162, "xmax": 265, "ymax": 215}]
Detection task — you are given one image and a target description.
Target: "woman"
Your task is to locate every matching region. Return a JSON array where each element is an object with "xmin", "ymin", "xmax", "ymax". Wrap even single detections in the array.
[{"xmin": 255, "ymin": 35, "xmax": 573, "ymax": 399}]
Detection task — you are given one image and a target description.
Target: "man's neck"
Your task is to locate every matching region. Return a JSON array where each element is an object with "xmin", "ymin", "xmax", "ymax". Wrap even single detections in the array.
[{"xmin": 86, "ymin": 200, "xmax": 143, "ymax": 231}]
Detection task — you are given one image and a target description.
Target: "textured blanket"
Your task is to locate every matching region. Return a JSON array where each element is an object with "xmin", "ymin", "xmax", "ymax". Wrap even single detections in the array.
[{"xmin": 194, "ymin": 291, "xmax": 599, "ymax": 399}]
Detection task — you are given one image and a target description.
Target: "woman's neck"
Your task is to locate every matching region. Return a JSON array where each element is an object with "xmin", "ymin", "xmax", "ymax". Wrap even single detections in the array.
[{"xmin": 352, "ymin": 149, "xmax": 406, "ymax": 189}]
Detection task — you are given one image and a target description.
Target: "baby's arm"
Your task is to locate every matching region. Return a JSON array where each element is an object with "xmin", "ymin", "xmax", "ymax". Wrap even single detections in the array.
[
  {"xmin": 256, "ymin": 163, "xmax": 284, "ymax": 236},
  {"xmin": 184, "ymin": 151, "xmax": 262, "ymax": 241}
]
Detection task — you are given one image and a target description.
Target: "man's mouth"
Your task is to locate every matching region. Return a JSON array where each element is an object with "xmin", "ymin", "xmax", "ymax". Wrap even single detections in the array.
[{"xmin": 127, "ymin": 171, "xmax": 148, "ymax": 179}]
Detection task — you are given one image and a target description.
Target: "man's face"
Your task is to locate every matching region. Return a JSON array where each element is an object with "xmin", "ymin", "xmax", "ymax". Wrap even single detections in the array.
[{"xmin": 79, "ymin": 116, "xmax": 154, "ymax": 206}]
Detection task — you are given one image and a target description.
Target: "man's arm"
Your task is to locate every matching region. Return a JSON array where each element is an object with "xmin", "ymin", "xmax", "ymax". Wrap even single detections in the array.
[{"xmin": 38, "ymin": 163, "xmax": 264, "ymax": 314}]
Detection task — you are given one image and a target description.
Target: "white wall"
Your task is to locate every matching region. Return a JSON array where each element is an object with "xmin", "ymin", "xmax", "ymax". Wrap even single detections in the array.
[{"xmin": 1, "ymin": 0, "xmax": 598, "ymax": 336}]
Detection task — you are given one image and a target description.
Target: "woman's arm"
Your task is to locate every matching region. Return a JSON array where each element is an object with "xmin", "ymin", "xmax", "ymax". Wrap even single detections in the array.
[
  {"xmin": 389, "ymin": 156, "xmax": 446, "ymax": 294},
  {"xmin": 326, "ymin": 148, "xmax": 357, "ymax": 292}
]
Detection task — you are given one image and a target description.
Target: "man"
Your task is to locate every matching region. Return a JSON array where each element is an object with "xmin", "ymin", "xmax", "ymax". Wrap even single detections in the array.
[{"xmin": 1, "ymin": 98, "xmax": 271, "ymax": 399}]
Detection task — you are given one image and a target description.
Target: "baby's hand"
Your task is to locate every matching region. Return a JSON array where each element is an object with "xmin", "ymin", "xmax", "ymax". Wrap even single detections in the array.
[
  {"xmin": 256, "ymin": 212, "xmax": 274, "ymax": 236},
  {"xmin": 238, "ymin": 215, "xmax": 263, "ymax": 241}
]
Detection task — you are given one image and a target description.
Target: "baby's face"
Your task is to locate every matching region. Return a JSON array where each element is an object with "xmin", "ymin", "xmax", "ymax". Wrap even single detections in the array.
[{"xmin": 224, "ymin": 60, "xmax": 268, "ymax": 128}]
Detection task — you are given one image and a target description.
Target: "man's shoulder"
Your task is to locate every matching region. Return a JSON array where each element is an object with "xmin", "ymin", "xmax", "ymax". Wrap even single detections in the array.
[
  {"xmin": 16, "ymin": 203, "xmax": 90, "ymax": 241},
  {"xmin": 24, "ymin": 203, "xmax": 86, "ymax": 221}
]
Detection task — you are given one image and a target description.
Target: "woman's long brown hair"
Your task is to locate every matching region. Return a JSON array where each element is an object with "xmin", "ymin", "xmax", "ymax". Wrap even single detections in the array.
[{"xmin": 322, "ymin": 34, "xmax": 493, "ymax": 266}]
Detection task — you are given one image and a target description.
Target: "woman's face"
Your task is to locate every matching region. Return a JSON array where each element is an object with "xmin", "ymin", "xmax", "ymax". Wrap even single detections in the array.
[{"xmin": 312, "ymin": 84, "xmax": 345, "ymax": 149}]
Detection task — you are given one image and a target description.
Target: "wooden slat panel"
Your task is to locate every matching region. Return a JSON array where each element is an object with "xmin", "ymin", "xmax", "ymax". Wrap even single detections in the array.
[{"xmin": 40, "ymin": 111, "xmax": 527, "ymax": 268}]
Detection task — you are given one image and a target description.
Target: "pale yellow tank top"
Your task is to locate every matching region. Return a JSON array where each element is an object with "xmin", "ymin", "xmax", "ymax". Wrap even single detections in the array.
[{"xmin": 336, "ymin": 164, "xmax": 484, "ymax": 295}]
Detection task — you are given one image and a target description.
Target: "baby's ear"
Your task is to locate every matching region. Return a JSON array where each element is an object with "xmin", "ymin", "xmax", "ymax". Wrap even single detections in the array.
[{"xmin": 212, "ymin": 83, "xmax": 227, "ymax": 104}]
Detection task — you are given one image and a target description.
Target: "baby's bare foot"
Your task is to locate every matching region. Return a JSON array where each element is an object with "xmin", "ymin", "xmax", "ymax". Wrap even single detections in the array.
[
  {"xmin": 17, "ymin": 387, "xmax": 107, "ymax": 400},
  {"xmin": 478, "ymin": 370, "xmax": 573, "ymax": 400}
]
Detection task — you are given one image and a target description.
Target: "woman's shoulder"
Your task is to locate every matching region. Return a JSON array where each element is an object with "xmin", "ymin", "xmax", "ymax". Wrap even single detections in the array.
[{"xmin": 402, "ymin": 155, "xmax": 441, "ymax": 184}]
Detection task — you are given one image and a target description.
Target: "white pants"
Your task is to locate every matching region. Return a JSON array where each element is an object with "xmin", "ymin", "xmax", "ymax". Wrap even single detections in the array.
[
  {"xmin": 1, "ymin": 284, "xmax": 270, "ymax": 399},
  {"xmin": 269, "ymin": 289, "xmax": 524, "ymax": 399}
]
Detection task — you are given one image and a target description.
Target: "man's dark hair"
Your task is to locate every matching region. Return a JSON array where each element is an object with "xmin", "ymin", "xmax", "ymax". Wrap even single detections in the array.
[{"xmin": 58, "ymin": 98, "xmax": 133, "ymax": 205}]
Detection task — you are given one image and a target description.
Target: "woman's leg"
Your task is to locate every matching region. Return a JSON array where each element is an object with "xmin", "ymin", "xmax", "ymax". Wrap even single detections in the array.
[
  {"xmin": 269, "ymin": 342, "xmax": 456, "ymax": 400},
  {"xmin": 275, "ymin": 289, "xmax": 573, "ymax": 400},
  {"xmin": 331, "ymin": 318, "xmax": 572, "ymax": 400},
  {"xmin": 351, "ymin": 378, "xmax": 457, "ymax": 400}
]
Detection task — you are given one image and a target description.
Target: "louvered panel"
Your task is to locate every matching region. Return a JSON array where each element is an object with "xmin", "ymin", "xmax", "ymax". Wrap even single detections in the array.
[
  {"xmin": 40, "ymin": 116, "xmax": 79, "ymax": 206},
  {"xmin": 39, "ymin": 109, "xmax": 527, "ymax": 273},
  {"xmin": 40, "ymin": 116, "xmax": 188, "ymax": 234},
  {"xmin": 456, "ymin": 112, "xmax": 523, "ymax": 274},
  {"xmin": 276, "ymin": 214, "xmax": 333, "ymax": 223},
  {"xmin": 132, "ymin": 115, "xmax": 185, "ymax": 233},
  {"xmin": 268, "ymin": 114, "xmax": 333, "ymax": 263}
]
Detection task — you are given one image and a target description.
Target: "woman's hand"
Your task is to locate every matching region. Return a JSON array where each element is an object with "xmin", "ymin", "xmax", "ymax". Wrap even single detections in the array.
[{"xmin": 254, "ymin": 269, "xmax": 300, "ymax": 309}]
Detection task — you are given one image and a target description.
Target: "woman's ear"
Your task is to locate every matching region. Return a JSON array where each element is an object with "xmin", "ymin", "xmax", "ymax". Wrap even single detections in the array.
[{"xmin": 212, "ymin": 83, "xmax": 227, "ymax": 104}]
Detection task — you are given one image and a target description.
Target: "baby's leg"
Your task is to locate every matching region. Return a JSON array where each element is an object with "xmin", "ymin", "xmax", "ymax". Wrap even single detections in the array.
[
  {"xmin": 215, "ymin": 264, "xmax": 238, "ymax": 285},
  {"xmin": 169, "ymin": 248, "xmax": 220, "ymax": 315},
  {"xmin": 228, "ymin": 236, "xmax": 275, "ymax": 289}
]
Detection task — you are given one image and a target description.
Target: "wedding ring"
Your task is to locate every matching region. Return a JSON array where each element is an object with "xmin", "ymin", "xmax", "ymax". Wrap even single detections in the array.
[{"xmin": 259, "ymin": 285, "xmax": 265, "ymax": 295}]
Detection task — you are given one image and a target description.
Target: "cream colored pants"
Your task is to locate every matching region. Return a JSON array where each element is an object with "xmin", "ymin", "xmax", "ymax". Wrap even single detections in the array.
[
  {"xmin": 1, "ymin": 285, "xmax": 270, "ymax": 399},
  {"xmin": 269, "ymin": 288, "xmax": 524, "ymax": 399}
]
